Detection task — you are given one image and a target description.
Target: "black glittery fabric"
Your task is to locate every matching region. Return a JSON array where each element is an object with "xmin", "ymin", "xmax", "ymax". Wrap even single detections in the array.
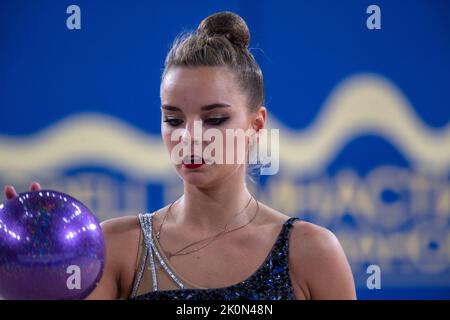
[{"xmin": 131, "ymin": 217, "xmax": 300, "ymax": 300}]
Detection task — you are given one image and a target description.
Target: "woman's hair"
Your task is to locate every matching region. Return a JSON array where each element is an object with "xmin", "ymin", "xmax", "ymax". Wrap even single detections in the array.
[{"xmin": 161, "ymin": 11, "xmax": 265, "ymax": 112}]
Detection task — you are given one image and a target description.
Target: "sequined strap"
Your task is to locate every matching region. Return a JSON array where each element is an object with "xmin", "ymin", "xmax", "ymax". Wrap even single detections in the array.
[
  {"xmin": 129, "ymin": 213, "xmax": 156, "ymax": 298},
  {"xmin": 129, "ymin": 233, "xmax": 148, "ymax": 298},
  {"xmin": 138, "ymin": 213, "xmax": 187, "ymax": 291},
  {"xmin": 285, "ymin": 217, "xmax": 300, "ymax": 230},
  {"xmin": 140, "ymin": 213, "xmax": 161, "ymax": 292},
  {"xmin": 280, "ymin": 217, "xmax": 300, "ymax": 257}
]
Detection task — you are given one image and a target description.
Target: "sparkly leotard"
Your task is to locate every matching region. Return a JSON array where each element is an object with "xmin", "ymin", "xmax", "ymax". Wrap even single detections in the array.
[{"xmin": 129, "ymin": 212, "xmax": 300, "ymax": 300}]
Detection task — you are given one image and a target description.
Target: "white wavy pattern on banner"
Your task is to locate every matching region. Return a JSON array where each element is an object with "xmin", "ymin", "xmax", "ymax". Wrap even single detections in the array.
[{"xmin": 0, "ymin": 73, "xmax": 449, "ymax": 179}]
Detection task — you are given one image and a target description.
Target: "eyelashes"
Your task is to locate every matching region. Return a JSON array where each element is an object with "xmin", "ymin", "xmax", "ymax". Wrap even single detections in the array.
[
  {"xmin": 205, "ymin": 117, "xmax": 230, "ymax": 126},
  {"xmin": 163, "ymin": 117, "xmax": 230, "ymax": 127},
  {"xmin": 163, "ymin": 118, "xmax": 183, "ymax": 127}
]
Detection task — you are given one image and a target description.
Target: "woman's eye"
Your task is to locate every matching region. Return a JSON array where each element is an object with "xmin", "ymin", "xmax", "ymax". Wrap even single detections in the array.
[
  {"xmin": 163, "ymin": 118, "xmax": 184, "ymax": 127},
  {"xmin": 205, "ymin": 117, "xmax": 229, "ymax": 126}
]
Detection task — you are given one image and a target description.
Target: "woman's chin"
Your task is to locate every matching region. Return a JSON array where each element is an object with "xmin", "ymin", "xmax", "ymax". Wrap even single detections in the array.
[
  {"xmin": 175, "ymin": 163, "xmax": 239, "ymax": 188},
  {"xmin": 178, "ymin": 167, "xmax": 212, "ymax": 187}
]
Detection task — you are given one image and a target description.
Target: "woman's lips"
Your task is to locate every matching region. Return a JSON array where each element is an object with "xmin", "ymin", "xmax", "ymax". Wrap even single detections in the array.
[
  {"xmin": 183, "ymin": 162, "xmax": 204, "ymax": 169},
  {"xmin": 182, "ymin": 156, "xmax": 206, "ymax": 169}
]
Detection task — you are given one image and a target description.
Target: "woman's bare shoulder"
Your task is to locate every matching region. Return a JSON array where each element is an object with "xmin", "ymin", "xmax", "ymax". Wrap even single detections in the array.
[
  {"xmin": 94, "ymin": 215, "xmax": 144, "ymax": 299},
  {"xmin": 288, "ymin": 220, "xmax": 357, "ymax": 299},
  {"xmin": 99, "ymin": 216, "xmax": 142, "ymax": 269},
  {"xmin": 256, "ymin": 200, "xmax": 355, "ymax": 299},
  {"xmin": 86, "ymin": 215, "xmax": 144, "ymax": 299},
  {"xmin": 100, "ymin": 215, "xmax": 140, "ymax": 236},
  {"xmin": 255, "ymin": 203, "xmax": 344, "ymax": 260},
  {"xmin": 100, "ymin": 215, "xmax": 139, "ymax": 234},
  {"xmin": 290, "ymin": 220, "xmax": 339, "ymax": 249}
]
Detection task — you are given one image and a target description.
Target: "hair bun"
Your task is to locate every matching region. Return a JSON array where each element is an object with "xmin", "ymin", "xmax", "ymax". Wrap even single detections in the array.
[{"xmin": 197, "ymin": 11, "xmax": 250, "ymax": 49}]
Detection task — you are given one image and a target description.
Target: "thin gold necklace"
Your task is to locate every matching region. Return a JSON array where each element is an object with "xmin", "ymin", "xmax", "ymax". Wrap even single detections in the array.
[
  {"xmin": 155, "ymin": 195, "xmax": 259, "ymax": 260},
  {"xmin": 156, "ymin": 195, "xmax": 253, "ymax": 244}
]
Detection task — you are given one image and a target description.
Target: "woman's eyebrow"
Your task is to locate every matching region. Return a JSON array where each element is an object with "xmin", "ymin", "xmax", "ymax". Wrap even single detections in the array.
[
  {"xmin": 200, "ymin": 103, "xmax": 232, "ymax": 111},
  {"xmin": 160, "ymin": 104, "xmax": 180, "ymax": 112},
  {"xmin": 161, "ymin": 103, "xmax": 231, "ymax": 112}
]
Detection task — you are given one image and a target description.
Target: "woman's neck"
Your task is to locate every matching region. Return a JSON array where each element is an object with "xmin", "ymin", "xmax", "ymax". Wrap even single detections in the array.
[{"xmin": 174, "ymin": 171, "xmax": 254, "ymax": 233}]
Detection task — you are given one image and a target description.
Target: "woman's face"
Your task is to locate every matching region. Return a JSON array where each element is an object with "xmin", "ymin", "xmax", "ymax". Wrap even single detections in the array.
[{"xmin": 160, "ymin": 66, "xmax": 264, "ymax": 188}]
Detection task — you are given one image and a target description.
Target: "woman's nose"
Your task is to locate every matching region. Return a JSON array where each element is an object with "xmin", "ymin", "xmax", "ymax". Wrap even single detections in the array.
[{"xmin": 181, "ymin": 119, "xmax": 203, "ymax": 146}]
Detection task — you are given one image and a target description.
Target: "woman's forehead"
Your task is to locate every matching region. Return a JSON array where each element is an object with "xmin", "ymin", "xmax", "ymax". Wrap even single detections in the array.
[{"xmin": 160, "ymin": 66, "xmax": 245, "ymax": 110}]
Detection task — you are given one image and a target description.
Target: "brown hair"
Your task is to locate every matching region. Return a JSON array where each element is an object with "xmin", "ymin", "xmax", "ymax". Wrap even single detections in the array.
[{"xmin": 161, "ymin": 11, "xmax": 265, "ymax": 111}]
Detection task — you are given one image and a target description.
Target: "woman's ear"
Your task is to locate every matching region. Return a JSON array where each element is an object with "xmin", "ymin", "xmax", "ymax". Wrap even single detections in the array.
[{"xmin": 251, "ymin": 106, "xmax": 266, "ymax": 141}]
